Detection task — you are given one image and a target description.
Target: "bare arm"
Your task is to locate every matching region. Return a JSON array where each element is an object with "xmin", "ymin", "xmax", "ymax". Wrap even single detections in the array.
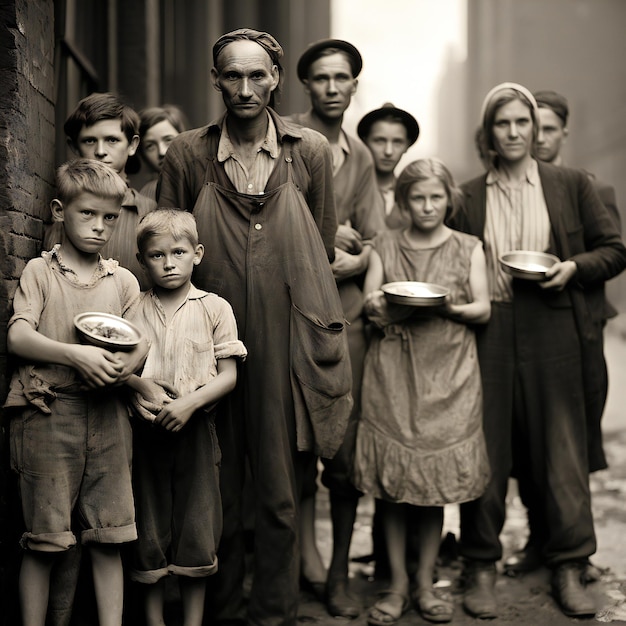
[
  {"xmin": 445, "ymin": 242, "xmax": 491, "ymax": 324},
  {"xmin": 8, "ymin": 319, "xmax": 124, "ymax": 388},
  {"xmin": 362, "ymin": 250, "xmax": 415, "ymax": 327},
  {"xmin": 154, "ymin": 358, "xmax": 238, "ymax": 432}
]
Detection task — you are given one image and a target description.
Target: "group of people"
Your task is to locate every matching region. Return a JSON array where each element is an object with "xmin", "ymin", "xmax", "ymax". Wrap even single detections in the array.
[{"xmin": 4, "ymin": 25, "xmax": 626, "ymax": 626}]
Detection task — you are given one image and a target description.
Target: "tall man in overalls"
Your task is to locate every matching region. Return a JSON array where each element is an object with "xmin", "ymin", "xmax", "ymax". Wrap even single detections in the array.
[{"xmin": 157, "ymin": 29, "xmax": 352, "ymax": 626}]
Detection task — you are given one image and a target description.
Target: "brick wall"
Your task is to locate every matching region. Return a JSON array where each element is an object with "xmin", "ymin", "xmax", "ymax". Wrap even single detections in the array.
[{"xmin": 0, "ymin": 0, "xmax": 55, "ymax": 621}]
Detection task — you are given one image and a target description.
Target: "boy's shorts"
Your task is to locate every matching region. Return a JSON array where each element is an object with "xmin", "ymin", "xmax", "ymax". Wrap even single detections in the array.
[
  {"xmin": 10, "ymin": 389, "xmax": 137, "ymax": 552},
  {"xmin": 130, "ymin": 412, "xmax": 222, "ymax": 583}
]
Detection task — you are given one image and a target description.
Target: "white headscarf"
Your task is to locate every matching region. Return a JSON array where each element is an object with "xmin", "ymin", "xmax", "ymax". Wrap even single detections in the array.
[{"xmin": 479, "ymin": 82, "xmax": 539, "ymax": 125}]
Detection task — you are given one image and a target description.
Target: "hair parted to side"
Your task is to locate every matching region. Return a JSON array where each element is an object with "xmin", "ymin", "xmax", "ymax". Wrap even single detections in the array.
[
  {"xmin": 64, "ymin": 92, "xmax": 140, "ymax": 145},
  {"xmin": 395, "ymin": 158, "xmax": 462, "ymax": 221},
  {"xmin": 138, "ymin": 104, "xmax": 189, "ymax": 141},
  {"xmin": 212, "ymin": 28, "xmax": 284, "ymax": 108},
  {"xmin": 137, "ymin": 208, "xmax": 199, "ymax": 255},
  {"xmin": 56, "ymin": 158, "xmax": 128, "ymax": 205}
]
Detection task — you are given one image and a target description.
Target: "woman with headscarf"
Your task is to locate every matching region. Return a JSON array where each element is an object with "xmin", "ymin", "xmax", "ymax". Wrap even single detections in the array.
[{"xmin": 450, "ymin": 82, "xmax": 626, "ymax": 620}]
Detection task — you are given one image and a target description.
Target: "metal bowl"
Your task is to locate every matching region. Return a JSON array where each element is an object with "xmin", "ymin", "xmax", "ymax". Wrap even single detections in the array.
[
  {"xmin": 382, "ymin": 281, "xmax": 449, "ymax": 307},
  {"xmin": 74, "ymin": 312, "xmax": 142, "ymax": 351},
  {"xmin": 499, "ymin": 251, "xmax": 560, "ymax": 281}
]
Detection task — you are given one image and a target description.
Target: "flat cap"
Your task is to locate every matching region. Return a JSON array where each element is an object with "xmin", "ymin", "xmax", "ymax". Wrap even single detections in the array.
[
  {"xmin": 357, "ymin": 103, "xmax": 420, "ymax": 146},
  {"xmin": 297, "ymin": 38, "xmax": 362, "ymax": 81},
  {"xmin": 533, "ymin": 89, "xmax": 569, "ymax": 125}
]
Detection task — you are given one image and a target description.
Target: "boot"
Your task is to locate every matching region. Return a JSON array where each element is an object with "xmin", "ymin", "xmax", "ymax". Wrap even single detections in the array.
[
  {"xmin": 462, "ymin": 561, "xmax": 498, "ymax": 619},
  {"xmin": 551, "ymin": 561, "xmax": 596, "ymax": 617}
]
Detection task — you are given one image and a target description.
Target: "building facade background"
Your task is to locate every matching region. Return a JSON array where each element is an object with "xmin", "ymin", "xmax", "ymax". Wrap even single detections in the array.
[{"xmin": 0, "ymin": 0, "xmax": 625, "ymax": 620}]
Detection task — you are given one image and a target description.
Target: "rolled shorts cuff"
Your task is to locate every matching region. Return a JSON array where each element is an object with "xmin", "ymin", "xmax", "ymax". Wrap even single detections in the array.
[
  {"xmin": 169, "ymin": 560, "xmax": 218, "ymax": 578},
  {"xmin": 129, "ymin": 566, "xmax": 170, "ymax": 584},
  {"xmin": 20, "ymin": 530, "xmax": 77, "ymax": 552},
  {"xmin": 81, "ymin": 522, "xmax": 137, "ymax": 545}
]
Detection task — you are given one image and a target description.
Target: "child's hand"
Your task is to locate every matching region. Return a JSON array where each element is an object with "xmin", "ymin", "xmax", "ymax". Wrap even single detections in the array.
[
  {"xmin": 364, "ymin": 290, "xmax": 415, "ymax": 327},
  {"xmin": 154, "ymin": 394, "xmax": 197, "ymax": 432},
  {"xmin": 131, "ymin": 379, "xmax": 178, "ymax": 422},
  {"xmin": 68, "ymin": 344, "xmax": 124, "ymax": 387}
]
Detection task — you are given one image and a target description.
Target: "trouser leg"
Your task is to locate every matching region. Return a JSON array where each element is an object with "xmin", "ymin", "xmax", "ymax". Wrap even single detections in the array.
[{"xmin": 460, "ymin": 304, "xmax": 515, "ymax": 563}]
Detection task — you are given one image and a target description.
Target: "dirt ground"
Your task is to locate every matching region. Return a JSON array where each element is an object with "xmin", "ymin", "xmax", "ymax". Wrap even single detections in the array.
[{"xmin": 296, "ymin": 317, "xmax": 626, "ymax": 625}]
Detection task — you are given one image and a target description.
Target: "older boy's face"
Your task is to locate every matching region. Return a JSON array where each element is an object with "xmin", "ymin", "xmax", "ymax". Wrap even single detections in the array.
[
  {"xmin": 139, "ymin": 233, "xmax": 203, "ymax": 293},
  {"xmin": 75, "ymin": 119, "xmax": 139, "ymax": 175},
  {"xmin": 52, "ymin": 192, "xmax": 121, "ymax": 255},
  {"xmin": 534, "ymin": 107, "xmax": 568, "ymax": 163},
  {"xmin": 364, "ymin": 120, "xmax": 410, "ymax": 175}
]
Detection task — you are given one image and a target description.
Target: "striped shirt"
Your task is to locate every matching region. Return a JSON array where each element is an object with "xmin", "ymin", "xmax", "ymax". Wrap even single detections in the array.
[
  {"xmin": 217, "ymin": 111, "xmax": 279, "ymax": 194},
  {"xmin": 132, "ymin": 285, "xmax": 247, "ymax": 399},
  {"xmin": 484, "ymin": 159, "xmax": 551, "ymax": 301}
]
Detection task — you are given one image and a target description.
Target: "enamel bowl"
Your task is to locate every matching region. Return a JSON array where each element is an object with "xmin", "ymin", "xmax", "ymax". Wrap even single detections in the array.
[
  {"xmin": 382, "ymin": 281, "xmax": 449, "ymax": 307},
  {"xmin": 74, "ymin": 312, "xmax": 142, "ymax": 351},
  {"xmin": 499, "ymin": 251, "xmax": 560, "ymax": 281}
]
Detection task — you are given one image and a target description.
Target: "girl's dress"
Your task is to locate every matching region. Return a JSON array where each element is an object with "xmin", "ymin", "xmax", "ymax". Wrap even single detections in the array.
[{"xmin": 353, "ymin": 228, "xmax": 490, "ymax": 506}]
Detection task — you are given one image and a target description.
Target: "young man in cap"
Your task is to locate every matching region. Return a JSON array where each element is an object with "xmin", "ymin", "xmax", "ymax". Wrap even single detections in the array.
[
  {"xmin": 288, "ymin": 39, "xmax": 385, "ymax": 619},
  {"xmin": 357, "ymin": 102, "xmax": 420, "ymax": 229},
  {"xmin": 157, "ymin": 28, "xmax": 352, "ymax": 626},
  {"xmin": 452, "ymin": 82, "xmax": 626, "ymax": 619},
  {"xmin": 504, "ymin": 88, "xmax": 622, "ymax": 577}
]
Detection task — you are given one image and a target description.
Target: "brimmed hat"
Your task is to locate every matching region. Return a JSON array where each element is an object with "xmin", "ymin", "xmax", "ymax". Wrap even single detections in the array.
[
  {"xmin": 357, "ymin": 103, "xmax": 420, "ymax": 146},
  {"xmin": 296, "ymin": 38, "xmax": 362, "ymax": 81}
]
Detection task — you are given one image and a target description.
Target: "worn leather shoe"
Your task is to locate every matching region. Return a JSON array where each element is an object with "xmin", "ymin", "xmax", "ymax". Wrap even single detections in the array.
[
  {"xmin": 551, "ymin": 562, "xmax": 597, "ymax": 617},
  {"xmin": 326, "ymin": 578, "xmax": 360, "ymax": 619},
  {"xmin": 462, "ymin": 561, "xmax": 498, "ymax": 619}
]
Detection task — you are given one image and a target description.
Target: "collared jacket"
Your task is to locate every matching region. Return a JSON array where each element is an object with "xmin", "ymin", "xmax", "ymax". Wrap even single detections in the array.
[{"xmin": 452, "ymin": 160, "xmax": 626, "ymax": 470}]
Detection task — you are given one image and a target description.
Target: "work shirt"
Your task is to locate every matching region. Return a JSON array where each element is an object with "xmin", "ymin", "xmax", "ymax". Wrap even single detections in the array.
[
  {"xmin": 217, "ymin": 111, "xmax": 279, "ymax": 194},
  {"xmin": 4, "ymin": 245, "xmax": 140, "ymax": 411},
  {"xmin": 132, "ymin": 285, "xmax": 247, "ymax": 398},
  {"xmin": 484, "ymin": 159, "xmax": 551, "ymax": 301}
]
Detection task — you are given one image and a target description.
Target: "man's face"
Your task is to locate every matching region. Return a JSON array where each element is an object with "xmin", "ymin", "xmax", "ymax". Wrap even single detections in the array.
[
  {"xmin": 364, "ymin": 120, "xmax": 410, "ymax": 175},
  {"xmin": 304, "ymin": 52, "xmax": 357, "ymax": 121},
  {"xmin": 491, "ymin": 99, "xmax": 534, "ymax": 165},
  {"xmin": 74, "ymin": 119, "xmax": 139, "ymax": 175},
  {"xmin": 211, "ymin": 40, "xmax": 279, "ymax": 121},
  {"xmin": 534, "ymin": 107, "xmax": 568, "ymax": 164}
]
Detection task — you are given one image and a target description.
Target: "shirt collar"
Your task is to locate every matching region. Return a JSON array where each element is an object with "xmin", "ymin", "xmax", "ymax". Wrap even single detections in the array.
[
  {"xmin": 338, "ymin": 129, "xmax": 350, "ymax": 156},
  {"xmin": 216, "ymin": 110, "xmax": 280, "ymax": 162},
  {"xmin": 43, "ymin": 243, "xmax": 118, "ymax": 278},
  {"xmin": 486, "ymin": 158, "xmax": 539, "ymax": 186}
]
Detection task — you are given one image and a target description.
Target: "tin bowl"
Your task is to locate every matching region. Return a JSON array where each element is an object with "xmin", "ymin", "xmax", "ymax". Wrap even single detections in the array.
[
  {"xmin": 382, "ymin": 281, "xmax": 449, "ymax": 307},
  {"xmin": 499, "ymin": 251, "xmax": 560, "ymax": 281},
  {"xmin": 74, "ymin": 312, "xmax": 143, "ymax": 351}
]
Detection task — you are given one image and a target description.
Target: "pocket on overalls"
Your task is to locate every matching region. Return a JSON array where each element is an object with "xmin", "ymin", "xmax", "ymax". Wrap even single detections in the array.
[{"xmin": 290, "ymin": 304, "xmax": 353, "ymax": 458}]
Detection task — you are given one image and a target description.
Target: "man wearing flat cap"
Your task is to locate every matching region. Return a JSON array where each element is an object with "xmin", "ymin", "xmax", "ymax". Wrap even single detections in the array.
[
  {"xmin": 157, "ymin": 28, "xmax": 352, "ymax": 626},
  {"xmin": 288, "ymin": 38, "xmax": 385, "ymax": 619},
  {"xmin": 358, "ymin": 102, "xmax": 420, "ymax": 229}
]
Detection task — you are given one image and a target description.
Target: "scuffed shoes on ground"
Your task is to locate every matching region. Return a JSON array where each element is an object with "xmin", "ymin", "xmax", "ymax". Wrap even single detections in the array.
[
  {"xmin": 551, "ymin": 561, "xmax": 597, "ymax": 618},
  {"xmin": 462, "ymin": 561, "xmax": 498, "ymax": 619}
]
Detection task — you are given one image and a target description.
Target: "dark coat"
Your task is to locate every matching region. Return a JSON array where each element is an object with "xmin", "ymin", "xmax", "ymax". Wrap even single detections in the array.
[{"xmin": 451, "ymin": 160, "xmax": 626, "ymax": 471}]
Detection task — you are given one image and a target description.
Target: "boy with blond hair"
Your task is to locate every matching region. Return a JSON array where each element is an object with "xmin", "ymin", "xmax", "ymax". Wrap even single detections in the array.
[
  {"xmin": 127, "ymin": 208, "xmax": 246, "ymax": 626},
  {"xmin": 5, "ymin": 159, "xmax": 148, "ymax": 626}
]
